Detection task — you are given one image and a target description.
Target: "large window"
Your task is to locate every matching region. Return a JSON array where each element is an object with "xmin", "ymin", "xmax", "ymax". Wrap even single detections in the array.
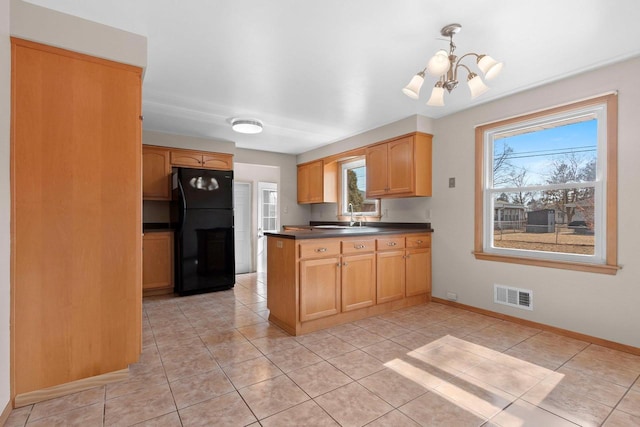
[
  {"xmin": 474, "ymin": 94, "xmax": 619, "ymax": 274},
  {"xmin": 340, "ymin": 158, "xmax": 380, "ymax": 219}
]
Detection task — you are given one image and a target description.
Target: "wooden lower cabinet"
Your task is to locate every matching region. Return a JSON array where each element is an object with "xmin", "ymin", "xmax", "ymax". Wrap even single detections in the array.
[
  {"xmin": 376, "ymin": 250, "xmax": 406, "ymax": 303},
  {"xmin": 267, "ymin": 232, "xmax": 431, "ymax": 336},
  {"xmin": 300, "ymin": 257, "xmax": 341, "ymax": 321},
  {"xmin": 406, "ymin": 248, "xmax": 431, "ymax": 296},
  {"xmin": 341, "ymin": 253, "xmax": 376, "ymax": 312},
  {"xmin": 143, "ymin": 232, "xmax": 174, "ymax": 295}
]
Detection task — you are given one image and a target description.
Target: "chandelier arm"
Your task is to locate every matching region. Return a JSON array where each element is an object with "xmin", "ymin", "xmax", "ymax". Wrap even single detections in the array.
[
  {"xmin": 453, "ymin": 63, "xmax": 473, "ymax": 81},
  {"xmin": 454, "ymin": 53, "xmax": 480, "ymax": 72}
]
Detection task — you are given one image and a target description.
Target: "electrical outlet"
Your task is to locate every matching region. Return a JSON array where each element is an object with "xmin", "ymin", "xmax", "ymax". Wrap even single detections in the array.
[
  {"xmin": 446, "ymin": 292, "xmax": 458, "ymax": 301},
  {"xmin": 425, "ymin": 209, "xmax": 431, "ymax": 220},
  {"xmin": 449, "ymin": 177, "xmax": 456, "ymax": 188},
  {"xmin": 383, "ymin": 208, "xmax": 389, "ymax": 217}
]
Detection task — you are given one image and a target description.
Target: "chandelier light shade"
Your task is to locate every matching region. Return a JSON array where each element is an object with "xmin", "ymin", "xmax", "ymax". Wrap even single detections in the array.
[
  {"xmin": 403, "ymin": 23, "xmax": 503, "ymax": 106},
  {"xmin": 231, "ymin": 118, "xmax": 263, "ymax": 134},
  {"xmin": 401, "ymin": 72, "xmax": 425, "ymax": 99}
]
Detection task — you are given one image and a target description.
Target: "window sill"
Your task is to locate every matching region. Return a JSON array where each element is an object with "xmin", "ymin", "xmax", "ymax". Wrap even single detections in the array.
[{"xmin": 473, "ymin": 251, "xmax": 621, "ymax": 275}]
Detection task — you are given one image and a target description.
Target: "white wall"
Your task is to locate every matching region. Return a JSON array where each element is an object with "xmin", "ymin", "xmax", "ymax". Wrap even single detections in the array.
[
  {"xmin": 432, "ymin": 57, "xmax": 640, "ymax": 348},
  {"xmin": 298, "ymin": 114, "xmax": 434, "ymax": 163},
  {"xmin": 1, "ymin": 0, "xmax": 11, "ymax": 412},
  {"xmin": 235, "ymin": 148, "xmax": 307, "ymax": 228},
  {"xmin": 10, "ymin": 0, "xmax": 146, "ymax": 68}
]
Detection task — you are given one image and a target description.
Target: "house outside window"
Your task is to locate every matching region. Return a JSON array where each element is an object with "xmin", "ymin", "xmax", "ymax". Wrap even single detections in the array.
[{"xmin": 474, "ymin": 94, "xmax": 619, "ymax": 274}]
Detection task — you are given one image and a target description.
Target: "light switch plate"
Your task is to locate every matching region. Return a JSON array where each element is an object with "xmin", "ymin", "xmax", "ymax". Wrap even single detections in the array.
[{"xmin": 449, "ymin": 177, "xmax": 456, "ymax": 188}]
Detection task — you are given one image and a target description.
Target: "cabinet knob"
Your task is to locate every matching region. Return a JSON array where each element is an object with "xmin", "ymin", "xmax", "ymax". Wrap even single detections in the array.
[
  {"xmin": 387, "ymin": 242, "xmax": 396, "ymax": 246},
  {"xmin": 315, "ymin": 247, "xmax": 327, "ymax": 253},
  {"xmin": 417, "ymin": 240, "xmax": 423, "ymax": 244},
  {"xmin": 343, "ymin": 262, "xmax": 348, "ymax": 267},
  {"xmin": 354, "ymin": 244, "xmax": 365, "ymax": 249},
  {"xmin": 336, "ymin": 262, "xmax": 341, "ymax": 267}
]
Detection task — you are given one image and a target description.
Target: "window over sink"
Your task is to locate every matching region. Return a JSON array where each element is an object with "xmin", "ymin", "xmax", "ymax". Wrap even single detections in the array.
[{"xmin": 339, "ymin": 157, "xmax": 380, "ymax": 220}]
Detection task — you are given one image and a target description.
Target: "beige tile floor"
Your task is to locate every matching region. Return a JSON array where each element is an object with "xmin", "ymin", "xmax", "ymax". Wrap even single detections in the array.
[{"xmin": 6, "ymin": 273, "xmax": 640, "ymax": 426}]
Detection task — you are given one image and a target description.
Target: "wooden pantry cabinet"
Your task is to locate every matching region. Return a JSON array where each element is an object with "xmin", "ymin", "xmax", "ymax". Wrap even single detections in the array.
[
  {"xmin": 267, "ymin": 232, "xmax": 431, "ymax": 335},
  {"xmin": 297, "ymin": 160, "xmax": 337, "ymax": 204},
  {"xmin": 11, "ymin": 38, "xmax": 142, "ymax": 400},
  {"xmin": 366, "ymin": 132, "xmax": 432, "ymax": 198}
]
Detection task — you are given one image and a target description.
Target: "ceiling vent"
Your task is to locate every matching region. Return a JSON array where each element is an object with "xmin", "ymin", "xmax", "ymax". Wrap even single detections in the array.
[{"xmin": 494, "ymin": 284, "xmax": 532, "ymax": 310}]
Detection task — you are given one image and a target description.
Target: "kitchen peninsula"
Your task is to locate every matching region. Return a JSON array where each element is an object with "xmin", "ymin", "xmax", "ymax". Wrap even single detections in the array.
[{"xmin": 266, "ymin": 224, "xmax": 432, "ymax": 335}]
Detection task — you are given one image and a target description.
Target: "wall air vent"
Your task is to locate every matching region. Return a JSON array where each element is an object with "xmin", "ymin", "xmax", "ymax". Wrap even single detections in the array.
[{"xmin": 494, "ymin": 284, "xmax": 533, "ymax": 311}]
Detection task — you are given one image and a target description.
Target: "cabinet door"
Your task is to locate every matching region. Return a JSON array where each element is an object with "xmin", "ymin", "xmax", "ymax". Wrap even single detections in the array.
[
  {"xmin": 171, "ymin": 151, "xmax": 203, "ymax": 168},
  {"xmin": 143, "ymin": 232, "xmax": 174, "ymax": 290},
  {"xmin": 202, "ymin": 153, "xmax": 233, "ymax": 170},
  {"xmin": 143, "ymin": 146, "xmax": 171, "ymax": 200},
  {"xmin": 376, "ymin": 250, "xmax": 406, "ymax": 304},
  {"xmin": 306, "ymin": 160, "xmax": 324, "ymax": 203},
  {"xmin": 341, "ymin": 253, "xmax": 376, "ymax": 312},
  {"xmin": 297, "ymin": 163, "xmax": 310, "ymax": 203},
  {"xmin": 365, "ymin": 143, "xmax": 388, "ymax": 197},
  {"xmin": 387, "ymin": 136, "xmax": 415, "ymax": 195},
  {"xmin": 300, "ymin": 257, "xmax": 341, "ymax": 321},
  {"xmin": 405, "ymin": 248, "xmax": 431, "ymax": 296}
]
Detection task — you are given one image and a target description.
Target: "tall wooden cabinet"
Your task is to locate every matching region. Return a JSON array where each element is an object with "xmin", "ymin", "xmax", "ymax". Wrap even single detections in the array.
[{"xmin": 11, "ymin": 38, "xmax": 143, "ymax": 400}]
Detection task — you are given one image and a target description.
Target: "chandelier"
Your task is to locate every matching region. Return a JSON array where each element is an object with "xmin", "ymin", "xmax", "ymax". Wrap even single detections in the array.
[{"xmin": 402, "ymin": 23, "xmax": 503, "ymax": 106}]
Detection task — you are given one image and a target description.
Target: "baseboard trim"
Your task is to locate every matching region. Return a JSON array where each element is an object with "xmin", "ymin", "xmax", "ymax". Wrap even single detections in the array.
[
  {"xmin": 0, "ymin": 400, "xmax": 12, "ymax": 426},
  {"xmin": 431, "ymin": 297, "xmax": 640, "ymax": 356},
  {"xmin": 14, "ymin": 368, "xmax": 129, "ymax": 408}
]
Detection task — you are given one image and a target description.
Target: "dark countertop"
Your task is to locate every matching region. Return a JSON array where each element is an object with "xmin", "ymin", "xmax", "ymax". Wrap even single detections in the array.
[{"xmin": 266, "ymin": 222, "xmax": 433, "ymax": 240}]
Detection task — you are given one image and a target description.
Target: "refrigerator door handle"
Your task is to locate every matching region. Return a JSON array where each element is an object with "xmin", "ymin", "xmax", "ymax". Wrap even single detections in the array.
[{"xmin": 177, "ymin": 178, "xmax": 187, "ymax": 232}]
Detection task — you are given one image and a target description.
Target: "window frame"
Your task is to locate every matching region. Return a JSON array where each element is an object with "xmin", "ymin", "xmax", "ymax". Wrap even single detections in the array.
[
  {"xmin": 337, "ymin": 156, "xmax": 381, "ymax": 222},
  {"xmin": 474, "ymin": 93, "xmax": 619, "ymax": 275}
]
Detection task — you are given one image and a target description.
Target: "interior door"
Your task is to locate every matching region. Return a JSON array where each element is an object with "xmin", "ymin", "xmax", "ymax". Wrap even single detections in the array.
[
  {"xmin": 257, "ymin": 182, "xmax": 278, "ymax": 277},
  {"xmin": 233, "ymin": 181, "xmax": 252, "ymax": 274}
]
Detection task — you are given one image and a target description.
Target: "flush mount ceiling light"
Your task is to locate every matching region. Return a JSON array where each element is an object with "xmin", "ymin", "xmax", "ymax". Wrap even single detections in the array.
[
  {"xmin": 230, "ymin": 118, "xmax": 263, "ymax": 134},
  {"xmin": 403, "ymin": 23, "xmax": 503, "ymax": 106}
]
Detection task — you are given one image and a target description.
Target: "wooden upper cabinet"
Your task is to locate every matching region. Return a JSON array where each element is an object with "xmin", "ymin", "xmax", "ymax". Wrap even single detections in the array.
[
  {"xmin": 202, "ymin": 153, "xmax": 233, "ymax": 170},
  {"xmin": 143, "ymin": 146, "xmax": 171, "ymax": 200},
  {"xmin": 170, "ymin": 149, "xmax": 233, "ymax": 170},
  {"xmin": 297, "ymin": 160, "xmax": 337, "ymax": 204},
  {"xmin": 366, "ymin": 132, "xmax": 432, "ymax": 198},
  {"xmin": 365, "ymin": 144, "xmax": 388, "ymax": 197}
]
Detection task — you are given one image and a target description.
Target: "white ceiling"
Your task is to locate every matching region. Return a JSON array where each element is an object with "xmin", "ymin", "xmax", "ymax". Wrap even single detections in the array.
[{"xmin": 24, "ymin": 0, "xmax": 640, "ymax": 154}]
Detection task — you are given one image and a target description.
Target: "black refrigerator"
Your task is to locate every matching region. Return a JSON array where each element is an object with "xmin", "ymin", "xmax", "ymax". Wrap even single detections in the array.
[{"xmin": 172, "ymin": 167, "xmax": 235, "ymax": 296}]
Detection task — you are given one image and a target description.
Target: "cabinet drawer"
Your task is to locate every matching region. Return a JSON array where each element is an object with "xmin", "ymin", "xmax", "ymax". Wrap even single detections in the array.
[
  {"xmin": 341, "ymin": 239, "xmax": 375, "ymax": 254},
  {"xmin": 406, "ymin": 234, "xmax": 431, "ymax": 249},
  {"xmin": 376, "ymin": 236, "xmax": 405, "ymax": 250},
  {"xmin": 299, "ymin": 240, "xmax": 341, "ymax": 259}
]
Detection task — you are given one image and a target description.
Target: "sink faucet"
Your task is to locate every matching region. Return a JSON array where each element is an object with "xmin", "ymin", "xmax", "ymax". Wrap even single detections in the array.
[{"xmin": 348, "ymin": 203, "xmax": 361, "ymax": 227}]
